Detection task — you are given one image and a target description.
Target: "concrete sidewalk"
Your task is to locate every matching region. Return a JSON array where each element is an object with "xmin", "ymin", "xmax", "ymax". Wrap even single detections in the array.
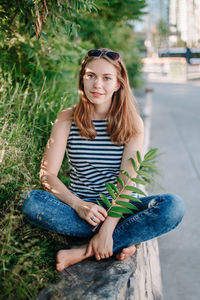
[{"xmin": 146, "ymin": 81, "xmax": 200, "ymax": 300}]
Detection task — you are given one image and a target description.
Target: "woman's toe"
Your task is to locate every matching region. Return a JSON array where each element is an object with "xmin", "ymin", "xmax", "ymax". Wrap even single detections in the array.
[
  {"xmin": 122, "ymin": 247, "xmax": 131, "ymax": 254},
  {"xmin": 56, "ymin": 264, "xmax": 62, "ymax": 271}
]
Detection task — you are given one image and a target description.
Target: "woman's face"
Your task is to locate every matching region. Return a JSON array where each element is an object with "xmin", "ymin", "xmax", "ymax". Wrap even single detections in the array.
[{"xmin": 83, "ymin": 58, "xmax": 120, "ymax": 109}]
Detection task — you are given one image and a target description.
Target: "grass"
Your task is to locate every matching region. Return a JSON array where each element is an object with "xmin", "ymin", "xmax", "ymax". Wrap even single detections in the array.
[{"xmin": 0, "ymin": 71, "xmax": 76, "ymax": 299}]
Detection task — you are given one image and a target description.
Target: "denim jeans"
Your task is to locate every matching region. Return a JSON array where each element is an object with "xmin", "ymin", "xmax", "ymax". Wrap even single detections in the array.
[{"xmin": 21, "ymin": 190, "xmax": 185, "ymax": 253}]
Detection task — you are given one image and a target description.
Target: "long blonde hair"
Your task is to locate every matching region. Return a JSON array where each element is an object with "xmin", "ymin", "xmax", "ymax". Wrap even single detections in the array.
[{"xmin": 74, "ymin": 48, "xmax": 142, "ymax": 145}]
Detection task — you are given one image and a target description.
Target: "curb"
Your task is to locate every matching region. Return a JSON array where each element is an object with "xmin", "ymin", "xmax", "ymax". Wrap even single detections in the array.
[{"xmin": 133, "ymin": 88, "xmax": 163, "ymax": 300}]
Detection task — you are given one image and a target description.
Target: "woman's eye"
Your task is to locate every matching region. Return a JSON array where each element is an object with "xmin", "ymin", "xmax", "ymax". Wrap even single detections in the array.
[
  {"xmin": 104, "ymin": 77, "xmax": 111, "ymax": 81},
  {"xmin": 88, "ymin": 74, "xmax": 94, "ymax": 78}
]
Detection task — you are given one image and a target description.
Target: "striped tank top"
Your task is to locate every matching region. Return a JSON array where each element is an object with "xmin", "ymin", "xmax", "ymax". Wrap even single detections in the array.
[{"xmin": 67, "ymin": 120, "xmax": 124, "ymax": 200}]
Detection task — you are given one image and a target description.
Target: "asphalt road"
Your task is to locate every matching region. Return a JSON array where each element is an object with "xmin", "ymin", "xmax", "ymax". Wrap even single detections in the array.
[{"xmin": 146, "ymin": 81, "xmax": 200, "ymax": 300}]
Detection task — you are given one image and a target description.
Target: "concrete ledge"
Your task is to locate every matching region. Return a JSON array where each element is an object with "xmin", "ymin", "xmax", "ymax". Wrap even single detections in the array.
[
  {"xmin": 134, "ymin": 240, "xmax": 163, "ymax": 300},
  {"xmin": 37, "ymin": 239, "xmax": 163, "ymax": 300}
]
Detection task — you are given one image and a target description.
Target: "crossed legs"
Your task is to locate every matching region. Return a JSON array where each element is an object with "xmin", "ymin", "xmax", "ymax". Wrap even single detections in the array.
[{"xmin": 21, "ymin": 191, "xmax": 185, "ymax": 272}]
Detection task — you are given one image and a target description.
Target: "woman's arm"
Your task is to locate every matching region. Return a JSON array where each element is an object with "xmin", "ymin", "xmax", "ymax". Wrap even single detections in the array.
[
  {"xmin": 40, "ymin": 108, "xmax": 107, "ymax": 224},
  {"xmin": 40, "ymin": 108, "xmax": 80, "ymax": 209}
]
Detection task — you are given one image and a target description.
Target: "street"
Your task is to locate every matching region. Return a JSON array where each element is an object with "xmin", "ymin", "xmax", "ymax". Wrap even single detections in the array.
[{"xmin": 146, "ymin": 81, "xmax": 200, "ymax": 300}]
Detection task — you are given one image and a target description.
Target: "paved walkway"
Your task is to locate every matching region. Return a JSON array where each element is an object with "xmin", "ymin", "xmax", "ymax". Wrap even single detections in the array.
[{"xmin": 146, "ymin": 81, "xmax": 200, "ymax": 300}]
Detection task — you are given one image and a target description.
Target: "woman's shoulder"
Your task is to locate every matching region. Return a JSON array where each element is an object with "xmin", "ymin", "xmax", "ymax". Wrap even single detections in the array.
[
  {"xmin": 137, "ymin": 115, "xmax": 144, "ymax": 131},
  {"xmin": 56, "ymin": 107, "xmax": 74, "ymax": 123},
  {"xmin": 51, "ymin": 107, "xmax": 74, "ymax": 136},
  {"xmin": 131, "ymin": 114, "xmax": 144, "ymax": 134}
]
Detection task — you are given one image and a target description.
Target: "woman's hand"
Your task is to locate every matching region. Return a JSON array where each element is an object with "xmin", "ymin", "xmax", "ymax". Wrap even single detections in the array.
[
  {"xmin": 85, "ymin": 230, "xmax": 113, "ymax": 260},
  {"xmin": 75, "ymin": 201, "xmax": 108, "ymax": 226}
]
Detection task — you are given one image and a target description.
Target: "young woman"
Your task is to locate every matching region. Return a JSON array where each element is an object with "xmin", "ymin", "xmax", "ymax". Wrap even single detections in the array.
[{"xmin": 22, "ymin": 48, "xmax": 185, "ymax": 272}]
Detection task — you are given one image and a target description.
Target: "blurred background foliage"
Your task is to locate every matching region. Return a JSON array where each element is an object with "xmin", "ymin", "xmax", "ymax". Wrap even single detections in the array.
[
  {"xmin": 0, "ymin": 0, "xmax": 147, "ymax": 298},
  {"xmin": 0, "ymin": 0, "xmax": 146, "ymax": 87}
]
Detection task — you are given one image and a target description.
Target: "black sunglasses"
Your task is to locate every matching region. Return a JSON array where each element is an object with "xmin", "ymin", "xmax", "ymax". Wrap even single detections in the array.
[{"xmin": 87, "ymin": 49, "xmax": 120, "ymax": 61}]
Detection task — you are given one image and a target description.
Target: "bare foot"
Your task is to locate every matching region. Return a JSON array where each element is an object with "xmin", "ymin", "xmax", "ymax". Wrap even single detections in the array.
[
  {"xmin": 116, "ymin": 244, "xmax": 137, "ymax": 261},
  {"xmin": 56, "ymin": 245, "xmax": 90, "ymax": 272}
]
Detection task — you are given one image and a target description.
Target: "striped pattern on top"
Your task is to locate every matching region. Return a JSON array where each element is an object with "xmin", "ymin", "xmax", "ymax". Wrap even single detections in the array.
[{"xmin": 66, "ymin": 120, "xmax": 124, "ymax": 200}]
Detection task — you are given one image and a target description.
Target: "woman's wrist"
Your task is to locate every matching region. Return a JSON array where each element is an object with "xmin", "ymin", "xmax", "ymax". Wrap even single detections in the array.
[
  {"xmin": 99, "ymin": 226, "xmax": 113, "ymax": 237},
  {"xmin": 72, "ymin": 198, "xmax": 85, "ymax": 212},
  {"xmin": 100, "ymin": 216, "xmax": 120, "ymax": 235}
]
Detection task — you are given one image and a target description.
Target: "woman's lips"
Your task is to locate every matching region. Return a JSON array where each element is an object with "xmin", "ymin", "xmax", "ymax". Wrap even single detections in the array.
[{"xmin": 90, "ymin": 92, "xmax": 104, "ymax": 97}]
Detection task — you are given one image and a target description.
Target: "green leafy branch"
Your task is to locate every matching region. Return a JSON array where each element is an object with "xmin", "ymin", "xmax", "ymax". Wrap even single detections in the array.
[{"xmin": 97, "ymin": 148, "xmax": 159, "ymax": 220}]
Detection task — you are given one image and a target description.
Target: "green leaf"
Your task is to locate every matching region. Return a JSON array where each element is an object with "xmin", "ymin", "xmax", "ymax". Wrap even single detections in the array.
[
  {"xmin": 27, "ymin": 0, "xmax": 34, "ymax": 7},
  {"xmin": 99, "ymin": 193, "xmax": 111, "ymax": 208},
  {"xmin": 110, "ymin": 206, "xmax": 133, "ymax": 214},
  {"xmin": 125, "ymin": 185, "xmax": 146, "ymax": 196},
  {"xmin": 116, "ymin": 200, "xmax": 139, "ymax": 210},
  {"xmin": 120, "ymin": 170, "xmax": 131, "ymax": 179},
  {"xmin": 136, "ymin": 151, "xmax": 142, "ymax": 164},
  {"xmin": 129, "ymin": 158, "xmax": 137, "ymax": 171},
  {"xmin": 119, "ymin": 195, "xmax": 142, "ymax": 203},
  {"xmin": 108, "ymin": 211, "xmax": 125, "ymax": 218},
  {"xmin": 144, "ymin": 148, "xmax": 159, "ymax": 161},
  {"xmin": 96, "ymin": 200, "xmax": 103, "ymax": 207},
  {"xmin": 105, "ymin": 183, "xmax": 117, "ymax": 199},
  {"xmin": 131, "ymin": 177, "xmax": 148, "ymax": 185},
  {"xmin": 109, "ymin": 183, "xmax": 119, "ymax": 195},
  {"xmin": 40, "ymin": 32, "xmax": 48, "ymax": 41},
  {"xmin": 116, "ymin": 177, "xmax": 125, "ymax": 188},
  {"xmin": 136, "ymin": 170, "xmax": 154, "ymax": 180},
  {"xmin": 140, "ymin": 162, "xmax": 157, "ymax": 169}
]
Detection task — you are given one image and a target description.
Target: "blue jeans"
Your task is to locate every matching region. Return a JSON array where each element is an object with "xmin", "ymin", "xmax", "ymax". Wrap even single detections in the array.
[{"xmin": 21, "ymin": 190, "xmax": 185, "ymax": 253}]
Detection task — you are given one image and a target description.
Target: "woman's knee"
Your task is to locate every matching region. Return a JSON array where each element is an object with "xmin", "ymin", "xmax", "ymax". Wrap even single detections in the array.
[
  {"xmin": 161, "ymin": 193, "xmax": 185, "ymax": 226},
  {"xmin": 21, "ymin": 190, "xmax": 45, "ymax": 219}
]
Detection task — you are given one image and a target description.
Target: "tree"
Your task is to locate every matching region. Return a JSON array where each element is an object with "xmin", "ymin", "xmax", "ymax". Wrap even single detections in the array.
[
  {"xmin": 157, "ymin": 18, "xmax": 170, "ymax": 48},
  {"xmin": 0, "ymin": 0, "xmax": 147, "ymax": 88}
]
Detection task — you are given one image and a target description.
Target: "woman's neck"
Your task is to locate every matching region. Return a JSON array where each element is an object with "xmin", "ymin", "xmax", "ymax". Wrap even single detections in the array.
[
  {"xmin": 92, "ymin": 105, "xmax": 110, "ymax": 120},
  {"xmin": 92, "ymin": 114, "xmax": 107, "ymax": 120}
]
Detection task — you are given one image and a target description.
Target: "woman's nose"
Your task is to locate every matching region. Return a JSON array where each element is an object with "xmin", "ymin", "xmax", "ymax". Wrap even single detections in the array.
[{"xmin": 93, "ymin": 77, "xmax": 102, "ymax": 88}]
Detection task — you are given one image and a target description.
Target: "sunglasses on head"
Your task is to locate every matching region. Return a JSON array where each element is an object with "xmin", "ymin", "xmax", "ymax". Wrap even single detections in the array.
[{"xmin": 87, "ymin": 49, "xmax": 120, "ymax": 61}]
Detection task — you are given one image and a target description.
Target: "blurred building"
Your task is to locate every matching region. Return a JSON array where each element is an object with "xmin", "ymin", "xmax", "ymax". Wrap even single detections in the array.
[
  {"xmin": 134, "ymin": 0, "xmax": 200, "ymax": 55},
  {"xmin": 169, "ymin": 0, "xmax": 200, "ymax": 47},
  {"xmin": 147, "ymin": 0, "xmax": 169, "ymax": 32},
  {"xmin": 138, "ymin": 0, "xmax": 169, "ymax": 56}
]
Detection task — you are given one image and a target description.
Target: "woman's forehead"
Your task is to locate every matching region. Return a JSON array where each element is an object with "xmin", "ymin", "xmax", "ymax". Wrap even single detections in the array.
[{"xmin": 85, "ymin": 58, "xmax": 117, "ymax": 75}]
